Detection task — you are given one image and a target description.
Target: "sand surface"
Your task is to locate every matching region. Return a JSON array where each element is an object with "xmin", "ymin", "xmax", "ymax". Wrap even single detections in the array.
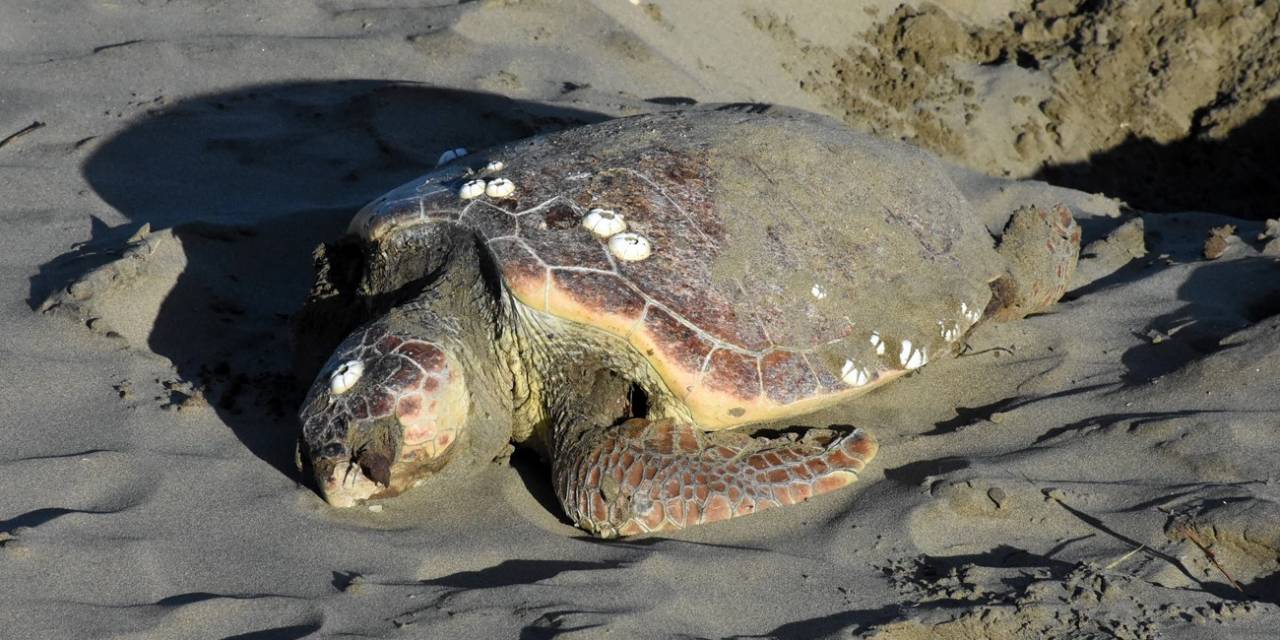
[{"xmin": 3, "ymin": 1, "xmax": 1280, "ymax": 638}]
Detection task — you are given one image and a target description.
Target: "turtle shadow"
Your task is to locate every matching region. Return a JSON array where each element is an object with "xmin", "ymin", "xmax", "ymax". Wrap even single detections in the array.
[
  {"xmin": 1117, "ymin": 256, "xmax": 1280, "ymax": 385},
  {"xmin": 1050, "ymin": 210, "xmax": 1278, "ymax": 387},
  {"xmin": 509, "ymin": 447, "xmax": 576, "ymax": 528},
  {"xmin": 35, "ymin": 80, "xmax": 608, "ymax": 479},
  {"xmin": 1034, "ymin": 96, "xmax": 1280, "ymax": 221}
]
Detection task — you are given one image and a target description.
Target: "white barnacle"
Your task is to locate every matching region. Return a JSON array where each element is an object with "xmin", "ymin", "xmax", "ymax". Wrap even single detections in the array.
[
  {"xmin": 899, "ymin": 339, "xmax": 927, "ymax": 370},
  {"xmin": 906, "ymin": 347, "xmax": 927, "ymax": 370},
  {"xmin": 459, "ymin": 179, "xmax": 486, "ymax": 200},
  {"xmin": 939, "ymin": 321, "xmax": 959, "ymax": 342},
  {"xmin": 583, "ymin": 208, "xmax": 627, "ymax": 238},
  {"xmin": 870, "ymin": 331, "xmax": 885, "ymax": 355},
  {"xmin": 811, "ymin": 284, "xmax": 827, "ymax": 300},
  {"xmin": 608, "ymin": 232, "xmax": 652, "ymax": 261},
  {"xmin": 840, "ymin": 359, "xmax": 870, "ymax": 387},
  {"xmin": 436, "ymin": 147, "xmax": 468, "ymax": 166},
  {"xmin": 330, "ymin": 360, "xmax": 364, "ymax": 395},
  {"xmin": 485, "ymin": 160, "xmax": 505, "ymax": 172},
  {"xmin": 485, "ymin": 178, "xmax": 516, "ymax": 198}
]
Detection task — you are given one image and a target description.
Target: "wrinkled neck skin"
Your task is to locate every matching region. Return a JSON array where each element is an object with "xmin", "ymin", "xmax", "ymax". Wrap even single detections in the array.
[
  {"xmin": 376, "ymin": 229, "xmax": 663, "ymax": 469},
  {"xmin": 355, "ymin": 223, "xmax": 526, "ymax": 483},
  {"xmin": 508, "ymin": 301, "xmax": 690, "ymax": 461},
  {"xmin": 360, "ymin": 222, "xmax": 664, "ymax": 470}
]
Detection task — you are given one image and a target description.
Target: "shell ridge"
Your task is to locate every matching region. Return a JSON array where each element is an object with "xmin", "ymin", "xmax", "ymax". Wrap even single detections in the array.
[
  {"xmin": 623, "ymin": 302, "xmax": 652, "ymax": 340},
  {"xmin": 618, "ymin": 166, "xmax": 717, "ymax": 248}
]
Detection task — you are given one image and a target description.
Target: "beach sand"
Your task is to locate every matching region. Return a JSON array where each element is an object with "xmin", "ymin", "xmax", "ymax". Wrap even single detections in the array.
[{"xmin": 3, "ymin": 1, "xmax": 1279, "ymax": 638}]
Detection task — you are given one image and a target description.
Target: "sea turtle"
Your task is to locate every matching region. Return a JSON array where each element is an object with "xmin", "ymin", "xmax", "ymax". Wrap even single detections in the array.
[{"xmin": 293, "ymin": 106, "xmax": 1080, "ymax": 538}]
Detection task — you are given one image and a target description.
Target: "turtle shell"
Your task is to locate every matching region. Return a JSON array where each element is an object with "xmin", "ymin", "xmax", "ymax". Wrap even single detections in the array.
[{"xmin": 351, "ymin": 108, "xmax": 1003, "ymax": 428}]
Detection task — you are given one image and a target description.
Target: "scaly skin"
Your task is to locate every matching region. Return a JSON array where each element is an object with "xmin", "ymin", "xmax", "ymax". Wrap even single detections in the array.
[
  {"xmin": 554, "ymin": 419, "xmax": 877, "ymax": 538},
  {"xmin": 545, "ymin": 366, "xmax": 876, "ymax": 537}
]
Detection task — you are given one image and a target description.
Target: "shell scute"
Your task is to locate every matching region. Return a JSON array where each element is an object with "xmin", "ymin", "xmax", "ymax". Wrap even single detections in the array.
[
  {"xmin": 518, "ymin": 205, "xmax": 614, "ymax": 271},
  {"xmin": 759, "ymin": 350, "xmax": 821, "ymax": 405},
  {"xmin": 697, "ymin": 349, "xmax": 762, "ymax": 401},
  {"xmin": 572, "ymin": 160, "xmax": 771, "ymax": 351},
  {"xmin": 547, "ymin": 269, "xmax": 647, "ymax": 336},
  {"xmin": 542, "ymin": 201, "xmax": 582, "ymax": 230},
  {"xmin": 802, "ymin": 352, "xmax": 845, "ymax": 391},
  {"xmin": 630, "ymin": 306, "xmax": 713, "ymax": 397},
  {"xmin": 487, "ymin": 238, "xmax": 548, "ymax": 311},
  {"xmin": 460, "ymin": 201, "xmax": 518, "ymax": 239}
]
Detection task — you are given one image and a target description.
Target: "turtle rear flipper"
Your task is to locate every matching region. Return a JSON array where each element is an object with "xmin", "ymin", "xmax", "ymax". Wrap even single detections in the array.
[
  {"xmin": 985, "ymin": 204, "xmax": 1082, "ymax": 322},
  {"xmin": 553, "ymin": 419, "xmax": 877, "ymax": 538}
]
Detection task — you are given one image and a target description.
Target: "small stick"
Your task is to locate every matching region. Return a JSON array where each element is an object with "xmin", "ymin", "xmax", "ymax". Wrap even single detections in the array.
[
  {"xmin": 1103, "ymin": 544, "xmax": 1146, "ymax": 571},
  {"xmin": 1175, "ymin": 521, "xmax": 1243, "ymax": 592},
  {"xmin": 0, "ymin": 121, "xmax": 45, "ymax": 150},
  {"xmin": 958, "ymin": 344, "xmax": 1015, "ymax": 358}
]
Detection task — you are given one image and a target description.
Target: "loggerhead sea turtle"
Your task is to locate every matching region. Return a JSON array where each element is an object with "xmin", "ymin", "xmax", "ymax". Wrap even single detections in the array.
[{"xmin": 293, "ymin": 106, "xmax": 1080, "ymax": 538}]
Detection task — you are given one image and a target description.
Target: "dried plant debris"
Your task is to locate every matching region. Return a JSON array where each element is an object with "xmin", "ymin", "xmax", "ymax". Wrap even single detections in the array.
[
  {"xmin": 1261, "ymin": 219, "xmax": 1280, "ymax": 256},
  {"xmin": 1203, "ymin": 225, "xmax": 1237, "ymax": 260}
]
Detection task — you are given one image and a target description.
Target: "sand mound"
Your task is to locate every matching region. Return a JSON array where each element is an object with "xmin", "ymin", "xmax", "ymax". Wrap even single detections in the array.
[{"xmin": 750, "ymin": 1, "xmax": 1280, "ymax": 218}]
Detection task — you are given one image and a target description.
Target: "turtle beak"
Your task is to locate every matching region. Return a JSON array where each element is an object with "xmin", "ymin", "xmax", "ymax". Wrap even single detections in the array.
[{"xmin": 312, "ymin": 452, "xmax": 384, "ymax": 508}]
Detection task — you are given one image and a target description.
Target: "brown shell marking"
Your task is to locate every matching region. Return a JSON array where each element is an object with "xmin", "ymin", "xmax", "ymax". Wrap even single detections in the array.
[
  {"xmin": 547, "ymin": 269, "xmax": 648, "ymax": 342},
  {"xmin": 460, "ymin": 145, "xmax": 968, "ymax": 427},
  {"xmin": 360, "ymin": 111, "xmax": 1002, "ymax": 428},
  {"xmin": 627, "ymin": 306, "xmax": 715, "ymax": 400}
]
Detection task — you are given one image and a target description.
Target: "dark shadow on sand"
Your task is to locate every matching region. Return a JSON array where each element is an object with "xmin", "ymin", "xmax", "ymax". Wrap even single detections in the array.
[
  {"xmin": 1035, "ymin": 98, "xmax": 1280, "ymax": 220},
  {"xmin": 421, "ymin": 558, "xmax": 630, "ymax": 590},
  {"xmin": 35, "ymin": 81, "xmax": 607, "ymax": 480},
  {"xmin": 1118, "ymin": 256, "xmax": 1280, "ymax": 384}
]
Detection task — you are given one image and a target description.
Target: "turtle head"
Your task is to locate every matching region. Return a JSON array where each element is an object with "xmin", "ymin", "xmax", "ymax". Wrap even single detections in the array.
[{"xmin": 298, "ymin": 320, "xmax": 470, "ymax": 507}]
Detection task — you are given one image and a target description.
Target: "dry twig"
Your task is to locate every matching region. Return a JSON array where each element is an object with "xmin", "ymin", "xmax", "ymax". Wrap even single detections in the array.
[
  {"xmin": 0, "ymin": 121, "xmax": 44, "ymax": 150},
  {"xmin": 1174, "ymin": 520, "xmax": 1243, "ymax": 592},
  {"xmin": 1103, "ymin": 544, "xmax": 1146, "ymax": 571}
]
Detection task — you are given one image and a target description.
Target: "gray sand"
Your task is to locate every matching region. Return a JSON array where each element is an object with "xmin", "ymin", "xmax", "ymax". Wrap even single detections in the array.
[{"xmin": 3, "ymin": 1, "xmax": 1279, "ymax": 638}]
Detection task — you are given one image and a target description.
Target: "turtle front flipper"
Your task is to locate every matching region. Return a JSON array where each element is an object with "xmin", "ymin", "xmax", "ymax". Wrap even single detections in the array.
[
  {"xmin": 986, "ymin": 204, "xmax": 1082, "ymax": 322},
  {"xmin": 553, "ymin": 419, "xmax": 877, "ymax": 538}
]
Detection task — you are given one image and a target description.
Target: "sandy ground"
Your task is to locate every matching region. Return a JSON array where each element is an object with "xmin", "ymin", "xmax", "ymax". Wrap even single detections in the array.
[{"xmin": 3, "ymin": 1, "xmax": 1280, "ymax": 638}]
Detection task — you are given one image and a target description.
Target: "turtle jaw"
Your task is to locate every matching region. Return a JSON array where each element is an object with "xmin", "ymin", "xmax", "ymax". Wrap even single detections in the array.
[
  {"xmin": 313, "ymin": 456, "xmax": 384, "ymax": 508},
  {"xmin": 310, "ymin": 438, "xmax": 462, "ymax": 507}
]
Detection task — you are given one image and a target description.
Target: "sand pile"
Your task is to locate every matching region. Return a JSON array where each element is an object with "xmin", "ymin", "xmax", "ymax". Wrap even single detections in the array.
[{"xmin": 750, "ymin": 0, "xmax": 1280, "ymax": 218}]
